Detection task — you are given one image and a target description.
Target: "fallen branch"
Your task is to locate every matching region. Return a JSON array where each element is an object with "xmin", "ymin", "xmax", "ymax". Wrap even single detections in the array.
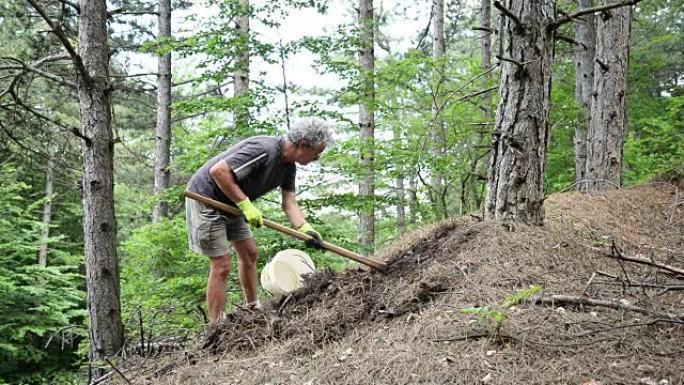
[
  {"xmin": 574, "ymin": 319, "xmax": 684, "ymax": 338},
  {"xmin": 608, "ymin": 242, "xmax": 684, "ymax": 276},
  {"xmin": 596, "ymin": 270, "xmax": 684, "ymax": 292},
  {"xmin": 104, "ymin": 358, "xmax": 131, "ymax": 385},
  {"xmin": 433, "ymin": 332, "xmax": 513, "ymax": 343},
  {"xmin": 529, "ymin": 294, "xmax": 684, "ymax": 321}
]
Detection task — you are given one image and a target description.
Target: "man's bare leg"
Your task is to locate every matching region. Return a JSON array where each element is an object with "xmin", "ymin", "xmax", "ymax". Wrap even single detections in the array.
[
  {"xmin": 232, "ymin": 238, "xmax": 260, "ymax": 305},
  {"xmin": 206, "ymin": 254, "xmax": 232, "ymax": 325}
]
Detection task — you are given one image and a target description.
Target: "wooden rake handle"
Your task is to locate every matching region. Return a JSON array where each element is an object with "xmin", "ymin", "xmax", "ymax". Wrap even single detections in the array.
[{"xmin": 184, "ymin": 191, "xmax": 387, "ymax": 272}]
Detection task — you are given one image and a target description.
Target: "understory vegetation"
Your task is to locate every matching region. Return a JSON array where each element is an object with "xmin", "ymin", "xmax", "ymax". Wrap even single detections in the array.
[{"xmin": 0, "ymin": 0, "xmax": 682, "ymax": 383}]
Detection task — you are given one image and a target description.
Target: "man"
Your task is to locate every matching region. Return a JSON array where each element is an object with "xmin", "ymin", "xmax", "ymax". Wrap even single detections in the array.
[{"xmin": 186, "ymin": 117, "xmax": 332, "ymax": 325}]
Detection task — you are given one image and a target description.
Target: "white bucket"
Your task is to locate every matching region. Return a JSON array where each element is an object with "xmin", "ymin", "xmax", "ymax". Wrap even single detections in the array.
[{"xmin": 260, "ymin": 249, "xmax": 315, "ymax": 296}]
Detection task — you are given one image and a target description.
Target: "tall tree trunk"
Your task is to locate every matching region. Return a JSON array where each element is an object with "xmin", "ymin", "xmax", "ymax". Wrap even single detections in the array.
[
  {"xmin": 278, "ymin": 37, "xmax": 292, "ymax": 131},
  {"xmin": 583, "ymin": 2, "xmax": 632, "ymax": 191},
  {"xmin": 38, "ymin": 150, "xmax": 53, "ymax": 267},
  {"xmin": 78, "ymin": 0, "xmax": 124, "ymax": 372},
  {"xmin": 466, "ymin": 0, "xmax": 492, "ymax": 214},
  {"xmin": 357, "ymin": 0, "xmax": 375, "ymax": 253},
  {"xmin": 234, "ymin": 0, "xmax": 250, "ymax": 130},
  {"xmin": 485, "ymin": 0, "xmax": 555, "ymax": 225},
  {"xmin": 153, "ymin": 0, "xmax": 172, "ymax": 222},
  {"xmin": 481, "ymin": 0, "xmax": 492, "ymax": 110},
  {"xmin": 392, "ymin": 117, "xmax": 406, "ymax": 232},
  {"xmin": 408, "ymin": 174, "xmax": 419, "ymax": 224},
  {"xmin": 431, "ymin": 0, "xmax": 447, "ymax": 219},
  {"xmin": 574, "ymin": 0, "xmax": 596, "ymax": 189}
]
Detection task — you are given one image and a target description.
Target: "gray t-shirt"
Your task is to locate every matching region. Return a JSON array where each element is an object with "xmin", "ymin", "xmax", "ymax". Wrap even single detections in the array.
[{"xmin": 188, "ymin": 136, "xmax": 296, "ymax": 205}]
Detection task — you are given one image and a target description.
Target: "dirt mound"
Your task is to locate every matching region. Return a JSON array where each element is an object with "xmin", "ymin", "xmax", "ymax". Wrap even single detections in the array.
[{"xmin": 121, "ymin": 183, "xmax": 684, "ymax": 385}]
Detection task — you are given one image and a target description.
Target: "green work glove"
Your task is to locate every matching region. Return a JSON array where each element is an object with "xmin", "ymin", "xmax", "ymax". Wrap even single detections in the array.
[
  {"xmin": 237, "ymin": 198, "xmax": 263, "ymax": 228},
  {"xmin": 298, "ymin": 222, "xmax": 323, "ymax": 249}
]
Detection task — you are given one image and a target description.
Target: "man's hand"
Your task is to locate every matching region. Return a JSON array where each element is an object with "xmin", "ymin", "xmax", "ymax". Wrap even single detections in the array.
[
  {"xmin": 298, "ymin": 222, "xmax": 323, "ymax": 249},
  {"xmin": 237, "ymin": 198, "xmax": 263, "ymax": 228}
]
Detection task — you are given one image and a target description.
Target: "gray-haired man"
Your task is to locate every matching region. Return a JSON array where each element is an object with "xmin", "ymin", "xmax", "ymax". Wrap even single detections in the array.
[{"xmin": 186, "ymin": 117, "xmax": 332, "ymax": 325}]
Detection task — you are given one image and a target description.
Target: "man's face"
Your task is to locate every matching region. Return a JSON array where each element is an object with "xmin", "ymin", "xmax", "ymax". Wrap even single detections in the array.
[{"xmin": 296, "ymin": 143, "xmax": 326, "ymax": 165}]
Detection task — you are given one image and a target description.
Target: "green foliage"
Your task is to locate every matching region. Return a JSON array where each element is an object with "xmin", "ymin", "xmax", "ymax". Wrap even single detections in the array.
[
  {"xmin": 461, "ymin": 285, "xmax": 543, "ymax": 336},
  {"xmin": 502, "ymin": 284, "xmax": 543, "ymax": 307},
  {"xmin": 546, "ymin": 54, "xmax": 581, "ymax": 193},
  {"xmin": 461, "ymin": 306, "xmax": 507, "ymax": 330},
  {"xmin": 121, "ymin": 216, "xmax": 208, "ymax": 334},
  {"xmin": 0, "ymin": 164, "xmax": 86, "ymax": 384},
  {"xmin": 624, "ymin": 95, "xmax": 684, "ymax": 184}
]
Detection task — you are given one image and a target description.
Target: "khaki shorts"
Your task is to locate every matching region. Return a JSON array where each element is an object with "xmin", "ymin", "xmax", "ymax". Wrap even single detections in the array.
[{"xmin": 185, "ymin": 197, "xmax": 253, "ymax": 257}]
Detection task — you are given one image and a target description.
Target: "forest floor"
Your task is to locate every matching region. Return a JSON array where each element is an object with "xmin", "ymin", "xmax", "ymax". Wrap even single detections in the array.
[{"xmin": 111, "ymin": 179, "xmax": 684, "ymax": 385}]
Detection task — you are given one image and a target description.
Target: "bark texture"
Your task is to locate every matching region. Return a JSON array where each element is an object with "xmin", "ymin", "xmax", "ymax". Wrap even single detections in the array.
[
  {"xmin": 78, "ymin": 0, "xmax": 124, "ymax": 367},
  {"xmin": 485, "ymin": 0, "xmax": 555, "ymax": 225},
  {"xmin": 583, "ymin": 2, "xmax": 632, "ymax": 191},
  {"xmin": 573, "ymin": 0, "xmax": 596, "ymax": 188},
  {"xmin": 153, "ymin": 0, "xmax": 172, "ymax": 222},
  {"xmin": 234, "ymin": 0, "xmax": 250, "ymax": 130},
  {"xmin": 357, "ymin": 0, "xmax": 375, "ymax": 253}
]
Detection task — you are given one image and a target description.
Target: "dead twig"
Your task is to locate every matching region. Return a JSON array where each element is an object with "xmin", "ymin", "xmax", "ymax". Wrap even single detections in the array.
[
  {"xmin": 433, "ymin": 332, "xmax": 514, "ymax": 343},
  {"xmin": 582, "ymin": 272, "xmax": 597, "ymax": 295},
  {"xmin": 607, "ymin": 241, "xmax": 684, "ymax": 277},
  {"xmin": 529, "ymin": 294, "xmax": 684, "ymax": 321},
  {"xmin": 104, "ymin": 358, "xmax": 132, "ymax": 385},
  {"xmin": 574, "ymin": 319, "xmax": 684, "ymax": 338},
  {"xmin": 278, "ymin": 293, "xmax": 294, "ymax": 315}
]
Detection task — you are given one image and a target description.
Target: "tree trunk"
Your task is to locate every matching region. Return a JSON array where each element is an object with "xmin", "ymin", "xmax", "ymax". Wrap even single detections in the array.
[
  {"xmin": 574, "ymin": 0, "xmax": 595, "ymax": 189},
  {"xmin": 234, "ymin": 0, "xmax": 250, "ymax": 131},
  {"xmin": 153, "ymin": 0, "xmax": 172, "ymax": 222},
  {"xmin": 393, "ymin": 119, "xmax": 406, "ymax": 233},
  {"xmin": 481, "ymin": 0, "xmax": 492, "ymax": 110},
  {"xmin": 357, "ymin": 0, "xmax": 375, "ymax": 253},
  {"xmin": 467, "ymin": 0, "xmax": 492, "ymax": 214},
  {"xmin": 408, "ymin": 174, "xmax": 419, "ymax": 224},
  {"xmin": 38, "ymin": 150, "xmax": 53, "ymax": 267},
  {"xmin": 78, "ymin": 0, "xmax": 124, "ymax": 372},
  {"xmin": 485, "ymin": 0, "xmax": 555, "ymax": 225},
  {"xmin": 431, "ymin": 0, "xmax": 447, "ymax": 219},
  {"xmin": 278, "ymin": 37, "xmax": 292, "ymax": 131},
  {"xmin": 583, "ymin": 2, "xmax": 632, "ymax": 191}
]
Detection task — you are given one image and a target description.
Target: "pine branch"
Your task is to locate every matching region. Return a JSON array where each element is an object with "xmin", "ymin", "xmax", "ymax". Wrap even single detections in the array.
[
  {"xmin": 55, "ymin": 0, "xmax": 80, "ymax": 13},
  {"xmin": 7, "ymin": 96, "xmax": 90, "ymax": 145},
  {"xmin": 0, "ymin": 54, "xmax": 75, "ymax": 94},
  {"xmin": 108, "ymin": 7, "xmax": 158, "ymax": 17},
  {"xmin": 493, "ymin": 1, "xmax": 522, "ymax": 28},
  {"xmin": 496, "ymin": 54, "xmax": 523, "ymax": 67},
  {"xmin": 557, "ymin": 34, "xmax": 586, "ymax": 48},
  {"xmin": 548, "ymin": 0, "xmax": 645, "ymax": 31},
  {"xmin": 26, "ymin": 0, "xmax": 90, "ymax": 83}
]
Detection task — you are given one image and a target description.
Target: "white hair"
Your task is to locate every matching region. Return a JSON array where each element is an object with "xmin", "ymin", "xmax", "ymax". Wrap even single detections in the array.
[{"xmin": 287, "ymin": 117, "xmax": 333, "ymax": 148}]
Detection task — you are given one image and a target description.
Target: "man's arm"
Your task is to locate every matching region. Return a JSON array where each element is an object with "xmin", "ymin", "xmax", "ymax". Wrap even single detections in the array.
[
  {"xmin": 282, "ymin": 190, "xmax": 324, "ymax": 248},
  {"xmin": 209, "ymin": 161, "xmax": 248, "ymax": 203},
  {"xmin": 210, "ymin": 160, "xmax": 264, "ymax": 227},
  {"xmin": 281, "ymin": 190, "xmax": 306, "ymax": 228}
]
